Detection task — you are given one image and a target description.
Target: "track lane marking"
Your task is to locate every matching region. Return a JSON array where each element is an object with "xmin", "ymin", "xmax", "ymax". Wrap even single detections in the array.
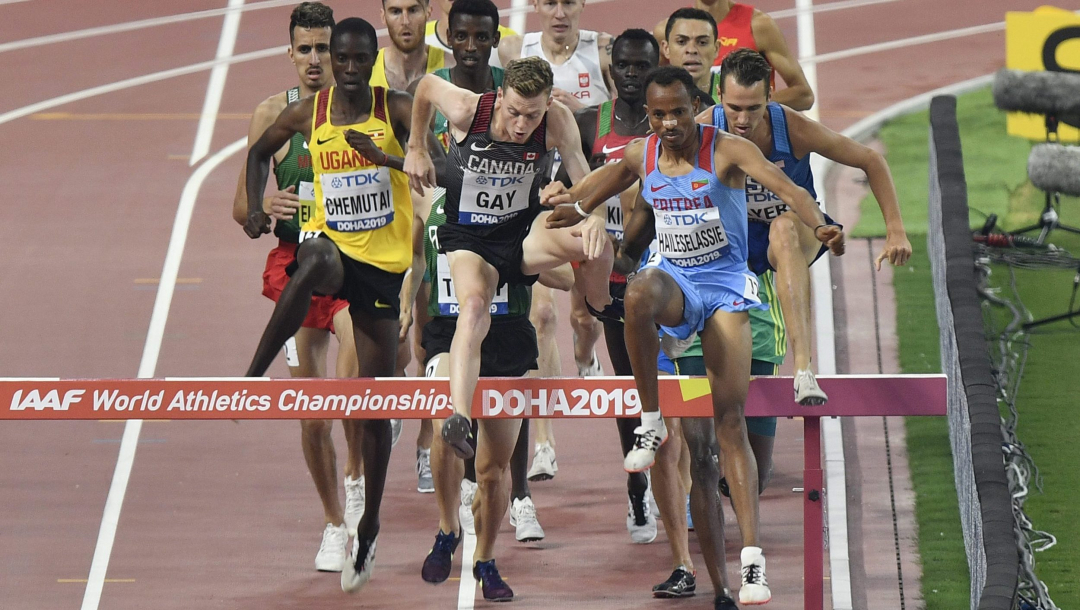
[{"xmin": 191, "ymin": 0, "xmax": 244, "ymax": 166}]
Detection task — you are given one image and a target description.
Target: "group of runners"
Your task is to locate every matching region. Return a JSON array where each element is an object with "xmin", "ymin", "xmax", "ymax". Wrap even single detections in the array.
[{"xmin": 233, "ymin": 0, "xmax": 913, "ymax": 607}]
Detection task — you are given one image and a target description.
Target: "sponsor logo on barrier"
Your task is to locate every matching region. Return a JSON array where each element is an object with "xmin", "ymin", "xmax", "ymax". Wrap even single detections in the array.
[
  {"xmin": 10, "ymin": 389, "xmax": 85, "ymax": 411},
  {"xmin": 481, "ymin": 388, "xmax": 641, "ymax": 418}
]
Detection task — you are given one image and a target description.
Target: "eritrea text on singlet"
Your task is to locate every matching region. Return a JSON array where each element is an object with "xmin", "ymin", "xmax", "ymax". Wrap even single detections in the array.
[
  {"xmin": 273, "ymin": 86, "xmax": 316, "ymax": 243},
  {"xmin": 424, "ymin": 197, "xmax": 530, "ymax": 318},
  {"xmin": 443, "ymin": 91, "xmax": 552, "ymax": 231},
  {"xmin": 304, "ymin": 86, "xmax": 413, "ymax": 273}
]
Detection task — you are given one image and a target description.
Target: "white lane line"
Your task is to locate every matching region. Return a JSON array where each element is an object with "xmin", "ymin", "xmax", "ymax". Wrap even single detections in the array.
[
  {"xmin": 807, "ymin": 21, "xmax": 1004, "ymax": 65},
  {"xmin": 770, "ymin": 0, "xmax": 898, "ymax": 20},
  {"xmin": 457, "ymin": 530, "xmax": 478, "ymax": 610},
  {"xmin": 0, "ymin": 0, "xmax": 293, "ymax": 55},
  {"xmin": 795, "ymin": 0, "xmax": 853, "ymax": 608},
  {"xmin": 191, "ymin": 0, "xmax": 245, "ymax": 166},
  {"xmin": 509, "ymin": 0, "xmax": 528, "ymax": 35},
  {"xmin": 0, "ymin": 0, "xmax": 32, "ymax": 5},
  {"xmin": 80, "ymin": 137, "xmax": 247, "ymax": 610}
]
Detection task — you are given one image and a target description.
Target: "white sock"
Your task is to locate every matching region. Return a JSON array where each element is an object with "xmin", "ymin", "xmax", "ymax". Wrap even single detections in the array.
[{"xmin": 641, "ymin": 410, "xmax": 663, "ymax": 429}]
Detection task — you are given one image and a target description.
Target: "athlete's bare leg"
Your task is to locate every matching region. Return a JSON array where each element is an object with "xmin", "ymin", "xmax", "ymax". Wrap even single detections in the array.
[
  {"xmin": 473, "ymin": 418, "xmax": 523, "ymax": 562},
  {"xmin": 766, "ymin": 211, "xmax": 827, "ymax": 374},
  {"xmin": 569, "ymin": 282, "xmax": 603, "ymax": 371},
  {"xmin": 445, "ymin": 250, "xmax": 499, "ymax": 426},
  {"xmin": 413, "ymin": 285, "xmax": 434, "ymax": 453},
  {"xmin": 699, "ymin": 310, "xmax": 759, "ymax": 548},
  {"xmin": 521, "ymin": 212, "xmax": 614, "ymax": 312},
  {"xmin": 652, "ymin": 416, "xmax": 693, "ymax": 570},
  {"xmin": 292, "ymin": 327, "xmax": 344, "ymax": 526},
  {"xmin": 682, "ymin": 416, "xmax": 729, "ymax": 594},
  {"xmin": 623, "ymin": 269, "xmax": 686, "ymax": 419},
  {"xmin": 331, "ymin": 308, "xmax": 362, "ymax": 480},
  {"xmin": 529, "ymin": 285, "xmax": 560, "ymax": 454},
  {"xmin": 426, "ymin": 354, "xmax": 466, "ymax": 534}
]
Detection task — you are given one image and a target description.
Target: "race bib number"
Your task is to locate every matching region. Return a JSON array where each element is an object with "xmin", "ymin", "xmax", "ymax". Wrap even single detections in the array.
[
  {"xmin": 458, "ymin": 170, "xmax": 532, "ymax": 225},
  {"xmin": 322, "ymin": 167, "xmax": 394, "ymax": 232},
  {"xmin": 435, "ymin": 253, "xmax": 509, "ymax": 315},
  {"xmin": 745, "ymin": 175, "xmax": 789, "ymax": 223},
  {"xmin": 744, "ymin": 273, "xmax": 760, "ymax": 302},
  {"xmin": 297, "ymin": 181, "xmax": 316, "ymax": 227},
  {"xmin": 605, "ymin": 199, "xmax": 624, "ymax": 240},
  {"xmin": 655, "ymin": 206, "xmax": 729, "ymax": 268}
]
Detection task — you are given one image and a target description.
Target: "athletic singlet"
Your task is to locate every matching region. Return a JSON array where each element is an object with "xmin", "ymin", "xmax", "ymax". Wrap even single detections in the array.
[
  {"xmin": 641, "ymin": 125, "xmax": 748, "ymax": 271},
  {"xmin": 521, "ymin": 30, "xmax": 610, "ymax": 105},
  {"xmin": 369, "ymin": 46, "xmax": 445, "ymax": 90},
  {"xmin": 424, "ymin": 195, "xmax": 531, "ymax": 319},
  {"xmin": 711, "ymin": 101, "xmax": 814, "ymax": 223},
  {"xmin": 273, "ymin": 87, "xmax": 317, "ymax": 243},
  {"xmin": 425, "ymin": 20, "xmax": 517, "ymax": 68},
  {"xmin": 432, "ymin": 66, "xmax": 504, "ymax": 152},
  {"xmin": 443, "ymin": 91, "xmax": 552, "ymax": 232},
  {"xmin": 304, "ymin": 86, "xmax": 412, "ymax": 272},
  {"xmin": 710, "ymin": 2, "xmax": 776, "ymax": 89},
  {"xmin": 591, "ymin": 99, "xmax": 642, "ymax": 240}
]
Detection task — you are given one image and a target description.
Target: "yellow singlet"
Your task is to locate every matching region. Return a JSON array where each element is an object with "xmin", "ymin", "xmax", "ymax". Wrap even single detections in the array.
[
  {"xmin": 304, "ymin": 86, "xmax": 412, "ymax": 273},
  {"xmin": 369, "ymin": 46, "xmax": 445, "ymax": 90}
]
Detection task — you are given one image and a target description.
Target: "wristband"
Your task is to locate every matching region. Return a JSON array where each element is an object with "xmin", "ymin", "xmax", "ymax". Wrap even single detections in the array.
[
  {"xmin": 814, "ymin": 223, "xmax": 831, "ymax": 236},
  {"xmin": 574, "ymin": 201, "xmax": 590, "ymax": 218}
]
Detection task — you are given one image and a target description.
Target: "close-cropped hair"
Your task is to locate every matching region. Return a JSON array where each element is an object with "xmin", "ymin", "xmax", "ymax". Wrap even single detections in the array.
[
  {"xmin": 664, "ymin": 7, "xmax": 718, "ymax": 41},
  {"xmin": 612, "ymin": 28, "xmax": 661, "ymax": 64},
  {"xmin": 289, "ymin": 2, "xmax": 335, "ymax": 41},
  {"xmin": 449, "ymin": 0, "xmax": 501, "ymax": 33},
  {"xmin": 330, "ymin": 17, "xmax": 378, "ymax": 53},
  {"xmin": 644, "ymin": 66, "xmax": 696, "ymax": 97},
  {"xmin": 719, "ymin": 48, "xmax": 772, "ymax": 96},
  {"xmin": 504, "ymin": 57, "xmax": 555, "ymax": 98}
]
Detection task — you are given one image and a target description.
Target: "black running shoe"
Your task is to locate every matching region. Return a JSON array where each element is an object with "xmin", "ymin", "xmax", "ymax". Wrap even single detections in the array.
[
  {"xmin": 652, "ymin": 566, "xmax": 696, "ymax": 598},
  {"xmin": 719, "ymin": 476, "xmax": 730, "ymax": 498},
  {"xmin": 442, "ymin": 413, "xmax": 475, "ymax": 459},
  {"xmin": 714, "ymin": 593, "xmax": 740, "ymax": 609},
  {"xmin": 421, "ymin": 529, "xmax": 461, "ymax": 584},
  {"xmin": 473, "ymin": 559, "xmax": 514, "ymax": 601}
]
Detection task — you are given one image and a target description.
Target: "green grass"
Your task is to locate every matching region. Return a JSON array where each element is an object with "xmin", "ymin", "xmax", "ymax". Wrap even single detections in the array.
[{"xmin": 857, "ymin": 85, "xmax": 1080, "ymax": 609}]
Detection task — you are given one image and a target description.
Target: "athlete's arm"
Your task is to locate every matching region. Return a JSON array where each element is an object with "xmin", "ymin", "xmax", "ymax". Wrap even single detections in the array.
[
  {"xmin": 544, "ymin": 137, "xmax": 645, "ymax": 227},
  {"xmin": 751, "ymin": 12, "xmax": 814, "ymax": 111},
  {"xmin": 788, "ymin": 108, "xmax": 908, "ymax": 267},
  {"xmin": 233, "ymin": 94, "xmax": 297, "ymax": 225},
  {"xmin": 616, "ymin": 191, "xmax": 655, "ymax": 276},
  {"xmin": 548, "ymin": 101, "xmax": 591, "ymax": 184},
  {"xmin": 497, "ymin": 34, "xmax": 523, "ymax": 69},
  {"xmin": 719, "ymin": 133, "xmax": 843, "ymax": 254},
  {"xmin": 553, "ymin": 106, "xmax": 599, "ymax": 187},
  {"xmin": 404, "ymin": 75, "xmax": 480, "ymax": 193},
  {"xmin": 244, "ymin": 98, "xmax": 313, "ymax": 238}
]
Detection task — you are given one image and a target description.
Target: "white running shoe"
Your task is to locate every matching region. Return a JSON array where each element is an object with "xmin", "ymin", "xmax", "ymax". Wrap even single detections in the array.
[
  {"xmin": 577, "ymin": 352, "xmax": 604, "ymax": 377},
  {"xmin": 509, "ymin": 497, "xmax": 545, "ymax": 542},
  {"xmin": 623, "ymin": 422, "xmax": 668, "ymax": 472},
  {"xmin": 660, "ymin": 332, "xmax": 697, "ymax": 360},
  {"xmin": 416, "ymin": 448, "xmax": 434, "ymax": 494},
  {"xmin": 314, "ymin": 523, "xmax": 348, "ymax": 572},
  {"xmin": 341, "ymin": 534, "xmax": 377, "ymax": 594},
  {"xmin": 527, "ymin": 442, "xmax": 558, "ymax": 481},
  {"xmin": 343, "ymin": 475, "xmax": 365, "ymax": 534},
  {"xmin": 626, "ymin": 488, "xmax": 657, "ymax": 544},
  {"xmin": 459, "ymin": 479, "xmax": 477, "ymax": 535},
  {"xmin": 793, "ymin": 369, "xmax": 828, "ymax": 406},
  {"xmin": 738, "ymin": 546, "xmax": 772, "ymax": 605},
  {"xmin": 645, "ymin": 471, "xmax": 660, "ymax": 521},
  {"xmin": 390, "ymin": 419, "xmax": 403, "ymax": 448}
]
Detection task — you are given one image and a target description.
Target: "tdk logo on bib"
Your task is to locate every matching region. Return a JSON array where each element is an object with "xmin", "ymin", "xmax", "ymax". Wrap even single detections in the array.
[
  {"xmin": 459, "ymin": 170, "xmax": 531, "ymax": 225},
  {"xmin": 323, "ymin": 167, "xmax": 394, "ymax": 232},
  {"xmin": 663, "ymin": 212, "xmax": 712, "ymax": 226}
]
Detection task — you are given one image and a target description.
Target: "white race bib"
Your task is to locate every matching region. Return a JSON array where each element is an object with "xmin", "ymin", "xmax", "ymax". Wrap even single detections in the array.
[
  {"xmin": 321, "ymin": 167, "xmax": 393, "ymax": 232},
  {"xmin": 604, "ymin": 199, "xmax": 624, "ymax": 239},
  {"xmin": 458, "ymin": 170, "xmax": 532, "ymax": 225},
  {"xmin": 654, "ymin": 206, "xmax": 729, "ymax": 268},
  {"xmin": 745, "ymin": 175, "xmax": 789, "ymax": 223},
  {"xmin": 435, "ymin": 253, "xmax": 509, "ymax": 315}
]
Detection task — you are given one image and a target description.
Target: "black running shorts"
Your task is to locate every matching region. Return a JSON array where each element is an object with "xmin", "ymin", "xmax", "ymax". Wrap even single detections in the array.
[
  {"xmin": 289, "ymin": 233, "xmax": 405, "ymax": 321},
  {"xmin": 436, "ymin": 207, "xmax": 542, "ymax": 288},
  {"xmin": 421, "ymin": 315, "xmax": 538, "ymax": 377}
]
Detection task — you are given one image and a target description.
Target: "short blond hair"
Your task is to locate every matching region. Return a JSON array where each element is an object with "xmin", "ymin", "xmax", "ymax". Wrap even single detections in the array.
[{"xmin": 503, "ymin": 56, "xmax": 554, "ymax": 98}]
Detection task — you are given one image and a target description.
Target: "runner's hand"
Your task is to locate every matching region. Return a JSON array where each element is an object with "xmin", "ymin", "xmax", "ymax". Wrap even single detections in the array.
[
  {"xmin": 815, "ymin": 224, "xmax": 845, "ymax": 256},
  {"xmin": 540, "ymin": 181, "xmax": 573, "ymax": 207},
  {"xmin": 345, "ymin": 129, "xmax": 388, "ymax": 166},
  {"xmin": 244, "ymin": 210, "xmax": 271, "ymax": 239},
  {"xmin": 876, "ymin": 232, "xmax": 912, "ymax": 270},
  {"xmin": 547, "ymin": 203, "xmax": 588, "ymax": 228},
  {"xmin": 572, "ymin": 213, "xmax": 608, "ymax": 261},
  {"xmin": 404, "ymin": 148, "xmax": 436, "ymax": 195},
  {"xmin": 552, "ymin": 88, "xmax": 585, "ymax": 112},
  {"xmin": 398, "ymin": 302, "xmax": 413, "ymax": 341},
  {"xmin": 263, "ymin": 185, "xmax": 300, "ymax": 220}
]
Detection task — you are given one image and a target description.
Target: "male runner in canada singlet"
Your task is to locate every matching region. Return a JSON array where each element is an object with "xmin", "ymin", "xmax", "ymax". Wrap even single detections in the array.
[
  {"xmin": 402, "ymin": 55, "xmax": 613, "ymax": 462},
  {"xmin": 544, "ymin": 67, "xmax": 843, "ymax": 607},
  {"xmin": 242, "ymin": 17, "xmax": 444, "ymax": 594}
]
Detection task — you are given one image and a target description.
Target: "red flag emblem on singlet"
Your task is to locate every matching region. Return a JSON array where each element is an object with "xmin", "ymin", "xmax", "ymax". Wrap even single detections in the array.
[
  {"xmin": 524, "ymin": 152, "xmax": 538, "ymax": 161},
  {"xmin": 691, "ymin": 179, "xmax": 708, "ymax": 191},
  {"xmin": 578, "ymin": 73, "xmax": 590, "ymax": 89}
]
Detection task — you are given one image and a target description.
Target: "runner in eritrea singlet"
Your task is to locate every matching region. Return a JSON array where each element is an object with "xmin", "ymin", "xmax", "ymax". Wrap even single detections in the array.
[
  {"xmin": 710, "ymin": 2, "xmax": 776, "ymax": 89},
  {"xmin": 303, "ymin": 86, "xmax": 413, "ymax": 273},
  {"xmin": 273, "ymin": 86, "xmax": 316, "ymax": 244},
  {"xmin": 441, "ymin": 91, "xmax": 553, "ymax": 235}
]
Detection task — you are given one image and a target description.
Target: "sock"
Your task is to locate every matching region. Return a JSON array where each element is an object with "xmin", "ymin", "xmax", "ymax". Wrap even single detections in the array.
[{"xmin": 641, "ymin": 410, "xmax": 662, "ymax": 428}]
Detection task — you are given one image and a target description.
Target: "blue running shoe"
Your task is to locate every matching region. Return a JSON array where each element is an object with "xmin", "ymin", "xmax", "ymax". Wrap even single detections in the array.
[
  {"xmin": 473, "ymin": 559, "xmax": 514, "ymax": 602},
  {"xmin": 421, "ymin": 529, "xmax": 461, "ymax": 584}
]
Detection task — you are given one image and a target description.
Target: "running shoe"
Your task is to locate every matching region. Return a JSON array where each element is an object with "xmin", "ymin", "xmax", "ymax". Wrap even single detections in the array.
[
  {"xmin": 715, "ymin": 593, "xmax": 740, "ymax": 609},
  {"xmin": 527, "ymin": 441, "xmax": 558, "ymax": 481},
  {"xmin": 314, "ymin": 523, "xmax": 348, "ymax": 572},
  {"xmin": 719, "ymin": 476, "xmax": 731, "ymax": 498},
  {"xmin": 341, "ymin": 533, "xmax": 377, "ymax": 594},
  {"xmin": 577, "ymin": 352, "xmax": 604, "ymax": 377},
  {"xmin": 459, "ymin": 479, "xmax": 477, "ymax": 535},
  {"xmin": 686, "ymin": 494, "xmax": 694, "ymax": 531},
  {"xmin": 509, "ymin": 496, "xmax": 545, "ymax": 542},
  {"xmin": 624, "ymin": 423, "xmax": 668, "ymax": 472},
  {"xmin": 473, "ymin": 559, "xmax": 514, "ymax": 602},
  {"xmin": 738, "ymin": 546, "xmax": 771, "ymax": 605},
  {"xmin": 652, "ymin": 566, "xmax": 696, "ymax": 598},
  {"xmin": 417, "ymin": 448, "xmax": 434, "ymax": 493},
  {"xmin": 661, "ymin": 331, "xmax": 697, "ymax": 360},
  {"xmin": 421, "ymin": 529, "xmax": 461, "ymax": 584},
  {"xmin": 627, "ymin": 487, "xmax": 657, "ymax": 544},
  {"xmin": 442, "ymin": 413, "xmax": 475, "ymax": 459},
  {"xmin": 343, "ymin": 475, "xmax": 365, "ymax": 534},
  {"xmin": 391, "ymin": 418, "xmax": 403, "ymax": 448},
  {"xmin": 793, "ymin": 369, "xmax": 828, "ymax": 406},
  {"xmin": 646, "ymin": 471, "xmax": 660, "ymax": 520}
]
